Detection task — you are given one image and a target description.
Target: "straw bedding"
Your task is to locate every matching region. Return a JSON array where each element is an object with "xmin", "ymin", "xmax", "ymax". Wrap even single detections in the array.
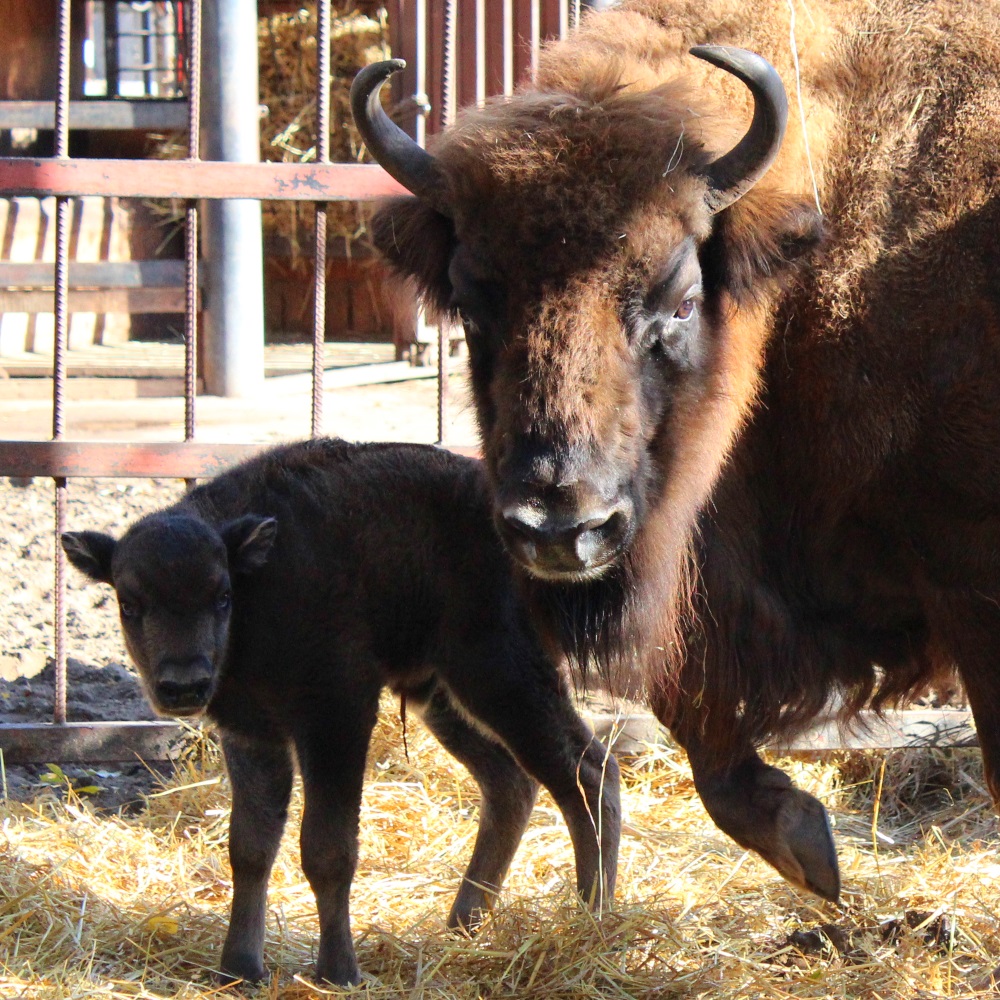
[{"xmin": 3, "ymin": 705, "xmax": 999, "ymax": 998}]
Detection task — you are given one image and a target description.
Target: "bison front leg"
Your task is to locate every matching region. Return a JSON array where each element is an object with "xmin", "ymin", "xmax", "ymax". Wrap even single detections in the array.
[
  {"xmin": 686, "ymin": 739, "xmax": 840, "ymax": 902},
  {"xmin": 413, "ymin": 683, "xmax": 539, "ymax": 933},
  {"xmin": 219, "ymin": 732, "xmax": 295, "ymax": 983}
]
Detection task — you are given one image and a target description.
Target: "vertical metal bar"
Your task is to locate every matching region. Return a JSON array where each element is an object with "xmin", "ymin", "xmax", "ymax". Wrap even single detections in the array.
[
  {"xmin": 570, "ymin": 0, "xmax": 581, "ymax": 30},
  {"xmin": 437, "ymin": 0, "xmax": 457, "ymax": 446},
  {"xmin": 142, "ymin": 5, "xmax": 154, "ymax": 95},
  {"xmin": 105, "ymin": 1, "xmax": 121, "ymax": 97},
  {"xmin": 531, "ymin": 0, "xmax": 541, "ymax": 79},
  {"xmin": 476, "ymin": 0, "xmax": 486, "ymax": 103},
  {"xmin": 503, "ymin": 0, "xmax": 514, "ymax": 95},
  {"xmin": 312, "ymin": 0, "xmax": 332, "ymax": 438},
  {"xmin": 414, "ymin": 0, "xmax": 428, "ymax": 147},
  {"xmin": 184, "ymin": 0, "xmax": 202, "ymax": 468},
  {"xmin": 201, "ymin": 0, "xmax": 266, "ymax": 397},
  {"xmin": 412, "ymin": 0, "xmax": 439, "ymax": 375},
  {"xmin": 52, "ymin": 0, "xmax": 73, "ymax": 727}
]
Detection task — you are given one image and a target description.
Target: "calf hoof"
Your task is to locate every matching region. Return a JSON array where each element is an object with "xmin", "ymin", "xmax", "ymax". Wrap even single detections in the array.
[
  {"xmin": 217, "ymin": 952, "xmax": 267, "ymax": 985},
  {"xmin": 447, "ymin": 902, "xmax": 489, "ymax": 938},
  {"xmin": 697, "ymin": 761, "xmax": 840, "ymax": 902},
  {"xmin": 316, "ymin": 956, "xmax": 363, "ymax": 988}
]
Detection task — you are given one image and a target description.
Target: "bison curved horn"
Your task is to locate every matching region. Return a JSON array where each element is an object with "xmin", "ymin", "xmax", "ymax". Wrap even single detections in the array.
[
  {"xmin": 690, "ymin": 45, "xmax": 788, "ymax": 214},
  {"xmin": 350, "ymin": 59, "xmax": 451, "ymax": 216}
]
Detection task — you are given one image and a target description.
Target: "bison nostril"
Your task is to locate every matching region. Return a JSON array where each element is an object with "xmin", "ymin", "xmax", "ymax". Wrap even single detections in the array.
[
  {"xmin": 499, "ymin": 501, "xmax": 632, "ymax": 578},
  {"xmin": 155, "ymin": 658, "xmax": 215, "ymax": 713},
  {"xmin": 574, "ymin": 509, "xmax": 628, "ymax": 564},
  {"xmin": 157, "ymin": 678, "xmax": 211, "ymax": 702}
]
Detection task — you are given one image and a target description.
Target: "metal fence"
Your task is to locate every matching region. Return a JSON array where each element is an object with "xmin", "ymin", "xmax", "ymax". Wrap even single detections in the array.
[
  {"xmin": 1, "ymin": 1, "xmax": 970, "ymax": 766},
  {"xmin": 0, "ymin": 0, "xmax": 582, "ymax": 765}
]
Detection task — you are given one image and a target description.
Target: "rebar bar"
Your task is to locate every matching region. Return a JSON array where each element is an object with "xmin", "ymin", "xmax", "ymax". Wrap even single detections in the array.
[
  {"xmin": 184, "ymin": 0, "xmax": 203, "ymax": 456},
  {"xmin": 52, "ymin": 0, "xmax": 73, "ymax": 726},
  {"xmin": 312, "ymin": 0, "xmax": 333, "ymax": 438}
]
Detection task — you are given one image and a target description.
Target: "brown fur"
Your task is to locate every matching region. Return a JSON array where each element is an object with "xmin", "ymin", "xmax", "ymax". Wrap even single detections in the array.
[{"xmin": 370, "ymin": 0, "xmax": 1000, "ymax": 801}]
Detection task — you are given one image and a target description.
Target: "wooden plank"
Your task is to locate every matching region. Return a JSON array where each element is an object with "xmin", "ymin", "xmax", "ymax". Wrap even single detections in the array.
[
  {"xmin": 0, "ymin": 287, "xmax": 189, "ymax": 313},
  {"xmin": 586, "ymin": 709, "xmax": 978, "ymax": 756},
  {"xmin": 0, "ymin": 100, "xmax": 189, "ymax": 131},
  {"xmin": 0, "ymin": 159, "xmax": 409, "ymax": 201},
  {"xmin": 265, "ymin": 359, "xmax": 439, "ymax": 394},
  {"xmin": 0, "ymin": 441, "xmax": 262, "ymax": 479},
  {"xmin": 0, "ymin": 260, "xmax": 187, "ymax": 288},
  {"xmin": 0, "ymin": 721, "xmax": 186, "ymax": 763},
  {"xmin": 775, "ymin": 709, "xmax": 977, "ymax": 753}
]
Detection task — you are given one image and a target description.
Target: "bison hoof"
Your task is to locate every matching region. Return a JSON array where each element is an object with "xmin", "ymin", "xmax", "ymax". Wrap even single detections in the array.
[
  {"xmin": 770, "ymin": 785, "xmax": 841, "ymax": 902},
  {"xmin": 697, "ymin": 761, "xmax": 840, "ymax": 902}
]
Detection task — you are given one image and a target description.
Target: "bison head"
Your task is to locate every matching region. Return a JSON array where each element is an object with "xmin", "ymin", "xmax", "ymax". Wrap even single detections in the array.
[
  {"xmin": 355, "ymin": 47, "xmax": 821, "ymax": 592},
  {"xmin": 62, "ymin": 514, "xmax": 276, "ymax": 717}
]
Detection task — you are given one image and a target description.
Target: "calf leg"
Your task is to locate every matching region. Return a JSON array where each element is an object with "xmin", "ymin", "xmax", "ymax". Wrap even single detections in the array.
[
  {"xmin": 658, "ymin": 692, "xmax": 840, "ymax": 901},
  {"xmin": 413, "ymin": 683, "xmax": 539, "ymax": 933},
  {"xmin": 439, "ymin": 651, "xmax": 620, "ymax": 912},
  {"xmin": 295, "ymin": 695, "xmax": 379, "ymax": 987},
  {"xmin": 219, "ymin": 732, "xmax": 295, "ymax": 983}
]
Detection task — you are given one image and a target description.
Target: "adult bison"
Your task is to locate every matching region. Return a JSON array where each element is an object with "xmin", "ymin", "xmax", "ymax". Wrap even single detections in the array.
[{"xmin": 353, "ymin": 0, "xmax": 1000, "ymax": 903}]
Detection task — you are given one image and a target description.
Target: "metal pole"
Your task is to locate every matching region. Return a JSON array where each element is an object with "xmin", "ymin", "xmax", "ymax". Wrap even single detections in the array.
[
  {"xmin": 437, "ymin": 0, "xmax": 456, "ymax": 446},
  {"xmin": 200, "ymin": 0, "xmax": 265, "ymax": 397},
  {"xmin": 184, "ymin": 0, "xmax": 203, "ymax": 489},
  {"xmin": 52, "ymin": 0, "xmax": 72, "ymax": 726},
  {"xmin": 312, "ymin": 0, "xmax": 332, "ymax": 438}
]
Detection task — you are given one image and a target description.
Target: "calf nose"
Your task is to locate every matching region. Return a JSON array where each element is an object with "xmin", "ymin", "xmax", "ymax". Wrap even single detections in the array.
[
  {"xmin": 499, "ymin": 502, "xmax": 631, "ymax": 580},
  {"xmin": 155, "ymin": 655, "xmax": 215, "ymax": 715}
]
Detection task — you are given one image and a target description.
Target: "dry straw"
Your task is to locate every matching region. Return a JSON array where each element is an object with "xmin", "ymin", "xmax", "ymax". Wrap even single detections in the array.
[{"xmin": 3, "ymin": 695, "xmax": 1000, "ymax": 998}]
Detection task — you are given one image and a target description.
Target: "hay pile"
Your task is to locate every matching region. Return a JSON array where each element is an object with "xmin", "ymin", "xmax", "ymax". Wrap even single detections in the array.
[
  {"xmin": 258, "ymin": 3, "xmax": 390, "ymax": 266},
  {"xmin": 3, "ymin": 698, "xmax": 1000, "ymax": 998}
]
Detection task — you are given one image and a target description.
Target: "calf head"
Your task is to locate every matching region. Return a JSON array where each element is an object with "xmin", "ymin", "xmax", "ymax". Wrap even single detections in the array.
[
  {"xmin": 62, "ymin": 513, "xmax": 276, "ymax": 716},
  {"xmin": 354, "ymin": 48, "xmax": 822, "ymax": 593}
]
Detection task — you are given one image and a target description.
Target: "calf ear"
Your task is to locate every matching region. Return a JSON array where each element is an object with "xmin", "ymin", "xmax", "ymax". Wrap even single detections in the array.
[
  {"xmin": 701, "ymin": 191, "xmax": 824, "ymax": 305},
  {"xmin": 61, "ymin": 531, "xmax": 116, "ymax": 584},
  {"xmin": 221, "ymin": 516, "xmax": 278, "ymax": 574},
  {"xmin": 369, "ymin": 197, "xmax": 455, "ymax": 314}
]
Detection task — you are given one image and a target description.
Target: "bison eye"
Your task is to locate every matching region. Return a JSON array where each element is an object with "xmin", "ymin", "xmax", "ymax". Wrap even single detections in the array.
[
  {"xmin": 216, "ymin": 591, "xmax": 232, "ymax": 612},
  {"xmin": 119, "ymin": 600, "xmax": 140, "ymax": 619},
  {"xmin": 674, "ymin": 298, "xmax": 697, "ymax": 321}
]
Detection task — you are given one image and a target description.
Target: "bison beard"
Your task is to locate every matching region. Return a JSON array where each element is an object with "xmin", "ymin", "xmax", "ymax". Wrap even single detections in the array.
[{"xmin": 356, "ymin": 0, "xmax": 1000, "ymax": 931}]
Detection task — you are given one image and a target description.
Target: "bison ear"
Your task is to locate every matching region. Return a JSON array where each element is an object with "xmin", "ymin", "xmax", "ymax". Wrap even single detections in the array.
[
  {"xmin": 221, "ymin": 516, "xmax": 278, "ymax": 574},
  {"xmin": 61, "ymin": 530, "xmax": 117, "ymax": 584},
  {"xmin": 700, "ymin": 192, "xmax": 824, "ymax": 305},
  {"xmin": 369, "ymin": 196, "xmax": 455, "ymax": 313}
]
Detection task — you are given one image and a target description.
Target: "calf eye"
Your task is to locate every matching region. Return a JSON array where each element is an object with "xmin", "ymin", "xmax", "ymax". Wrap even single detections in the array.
[
  {"xmin": 674, "ymin": 298, "xmax": 697, "ymax": 320},
  {"xmin": 216, "ymin": 591, "xmax": 232, "ymax": 612}
]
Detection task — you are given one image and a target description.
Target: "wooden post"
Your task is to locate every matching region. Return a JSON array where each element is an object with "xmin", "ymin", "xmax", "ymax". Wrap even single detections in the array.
[{"xmin": 199, "ymin": 0, "xmax": 265, "ymax": 398}]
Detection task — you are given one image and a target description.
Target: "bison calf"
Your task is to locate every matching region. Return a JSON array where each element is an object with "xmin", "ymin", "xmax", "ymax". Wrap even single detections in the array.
[{"xmin": 62, "ymin": 438, "xmax": 620, "ymax": 987}]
